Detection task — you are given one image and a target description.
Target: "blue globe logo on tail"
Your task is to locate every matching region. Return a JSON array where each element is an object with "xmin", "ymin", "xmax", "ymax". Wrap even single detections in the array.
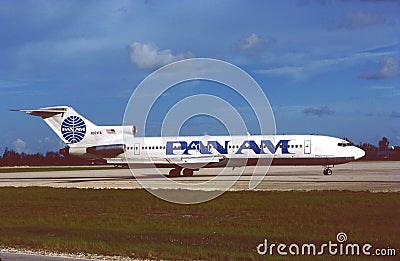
[{"xmin": 61, "ymin": 116, "xmax": 86, "ymax": 143}]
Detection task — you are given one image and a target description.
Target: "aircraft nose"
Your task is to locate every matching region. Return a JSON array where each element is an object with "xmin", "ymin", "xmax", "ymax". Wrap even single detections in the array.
[{"xmin": 353, "ymin": 147, "xmax": 365, "ymax": 160}]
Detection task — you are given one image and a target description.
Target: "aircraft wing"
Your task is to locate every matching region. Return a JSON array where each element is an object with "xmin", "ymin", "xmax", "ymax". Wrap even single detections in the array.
[
  {"xmin": 164, "ymin": 154, "xmax": 225, "ymax": 164},
  {"xmin": 106, "ymin": 154, "xmax": 226, "ymax": 167}
]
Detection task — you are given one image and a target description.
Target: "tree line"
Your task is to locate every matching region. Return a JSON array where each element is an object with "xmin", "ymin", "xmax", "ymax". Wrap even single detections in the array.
[
  {"xmin": 0, "ymin": 137, "xmax": 399, "ymax": 166},
  {"xmin": 358, "ymin": 137, "xmax": 400, "ymax": 161},
  {"xmin": 0, "ymin": 147, "xmax": 90, "ymax": 166}
]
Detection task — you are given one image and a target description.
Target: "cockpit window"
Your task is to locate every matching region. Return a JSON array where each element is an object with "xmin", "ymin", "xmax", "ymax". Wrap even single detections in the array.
[
  {"xmin": 338, "ymin": 141, "xmax": 354, "ymax": 147},
  {"xmin": 338, "ymin": 138, "xmax": 355, "ymax": 147}
]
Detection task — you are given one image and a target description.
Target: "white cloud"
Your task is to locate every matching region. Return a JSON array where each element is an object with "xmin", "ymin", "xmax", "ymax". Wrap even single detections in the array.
[
  {"xmin": 360, "ymin": 57, "xmax": 400, "ymax": 80},
  {"xmin": 391, "ymin": 111, "xmax": 400, "ymax": 118},
  {"xmin": 12, "ymin": 138, "xmax": 27, "ymax": 154},
  {"xmin": 238, "ymin": 33, "xmax": 262, "ymax": 51},
  {"xmin": 369, "ymin": 85, "xmax": 394, "ymax": 90},
  {"xmin": 37, "ymin": 136, "xmax": 64, "ymax": 152},
  {"xmin": 255, "ymin": 46, "xmax": 398, "ymax": 79},
  {"xmin": 329, "ymin": 10, "xmax": 394, "ymax": 30},
  {"xmin": 255, "ymin": 66, "xmax": 304, "ymax": 78},
  {"xmin": 128, "ymin": 41, "xmax": 193, "ymax": 70},
  {"xmin": 237, "ymin": 33, "xmax": 275, "ymax": 56},
  {"xmin": 0, "ymin": 79, "xmax": 29, "ymax": 89},
  {"xmin": 303, "ymin": 106, "xmax": 336, "ymax": 117}
]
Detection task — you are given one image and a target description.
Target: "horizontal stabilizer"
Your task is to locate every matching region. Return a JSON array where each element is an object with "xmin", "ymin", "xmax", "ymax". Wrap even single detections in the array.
[
  {"xmin": 11, "ymin": 108, "xmax": 67, "ymax": 118},
  {"xmin": 11, "ymin": 106, "xmax": 97, "ymax": 145}
]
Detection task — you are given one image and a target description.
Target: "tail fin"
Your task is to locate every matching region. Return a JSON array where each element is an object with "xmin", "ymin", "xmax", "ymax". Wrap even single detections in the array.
[{"xmin": 12, "ymin": 106, "xmax": 96, "ymax": 145}]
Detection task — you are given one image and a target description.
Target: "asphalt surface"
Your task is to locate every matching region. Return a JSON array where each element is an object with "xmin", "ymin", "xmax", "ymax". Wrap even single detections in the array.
[{"xmin": 0, "ymin": 161, "xmax": 399, "ymax": 192}]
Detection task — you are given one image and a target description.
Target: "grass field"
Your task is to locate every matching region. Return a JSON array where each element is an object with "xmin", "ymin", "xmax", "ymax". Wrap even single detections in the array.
[{"xmin": 0, "ymin": 188, "xmax": 399, "ymax": 260}]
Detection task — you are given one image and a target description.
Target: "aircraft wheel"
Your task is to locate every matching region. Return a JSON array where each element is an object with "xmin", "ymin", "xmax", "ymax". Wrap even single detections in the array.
[
  {"xmin": 323, "ymin": 168, "xmax": 333, "ymax": 175},
  {"xmin": 182, "ymin": 169, "xmax": 194, "ymax": 177},
  {"xmin": 168, "ymin": 168, "xmax": 181, "ymax": 177}
]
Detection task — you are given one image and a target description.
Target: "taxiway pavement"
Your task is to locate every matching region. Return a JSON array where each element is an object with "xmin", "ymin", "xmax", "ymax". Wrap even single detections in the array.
[{"xmin": 0, "ymin": 161, "xmax": 398, "ymax": 192}]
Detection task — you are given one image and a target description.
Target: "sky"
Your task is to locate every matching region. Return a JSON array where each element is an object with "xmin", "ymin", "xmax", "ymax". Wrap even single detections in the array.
[{"xmin": 0, "ymin": 0, "xmax": 399, "ymax": 154}]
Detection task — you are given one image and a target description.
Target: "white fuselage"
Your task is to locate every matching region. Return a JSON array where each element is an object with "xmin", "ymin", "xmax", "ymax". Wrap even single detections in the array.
[
  {"xmin": 94, "ymin": 134, "xmax": 365, "ymax": 168},
  {"xmin": 16, "ymin": 106, "xmax": 365, "ymax": 175}
]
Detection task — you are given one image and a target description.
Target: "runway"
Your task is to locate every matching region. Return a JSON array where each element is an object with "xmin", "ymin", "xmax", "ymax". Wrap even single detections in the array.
[{"xmin": 0, "ymin": 161, "xmax": 399, "ymax": 192}]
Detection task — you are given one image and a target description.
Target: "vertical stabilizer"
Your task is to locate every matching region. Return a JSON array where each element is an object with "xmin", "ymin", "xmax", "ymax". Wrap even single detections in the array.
[{"xmin": 12, "ymin": 106, "xmax": 96, "ymax": 145}]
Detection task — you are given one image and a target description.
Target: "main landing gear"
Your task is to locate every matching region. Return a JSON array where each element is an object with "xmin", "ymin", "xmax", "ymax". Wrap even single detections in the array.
[
  {"xmin": 168, "ymin": 167, "xmax": 198, "ymax": 177},
  {"xmin": 168, "ymin": 167, "xmax": 181, "ymax": 177},
  {"xmin": 323, "ymin": 166, "xmax": 333, "ymax": 175}
]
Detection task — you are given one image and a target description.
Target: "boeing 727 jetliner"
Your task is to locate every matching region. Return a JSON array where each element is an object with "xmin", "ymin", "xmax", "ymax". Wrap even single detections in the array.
[{"xmin": 14, "ymin": 106, "xmax": 365, "ymax": 176}]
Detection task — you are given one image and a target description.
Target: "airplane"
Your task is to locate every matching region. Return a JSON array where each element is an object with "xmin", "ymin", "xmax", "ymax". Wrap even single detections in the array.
[{"xmin": 13, "ymin": 106, "xmax": 365, "ymax": 176}]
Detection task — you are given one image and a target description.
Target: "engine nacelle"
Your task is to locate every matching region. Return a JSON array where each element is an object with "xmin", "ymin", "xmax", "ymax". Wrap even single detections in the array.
[
  {"xmin": 59, "ymin": 146, "xmax": 87, "ymax": 157},
  {"xmin": 122, "ymin": 125, "xmax": 137, "ymax": 136},
  {"xmin": 60, "ymin": 144, "xmax": 125, "ymax": 158},
  {"xmin": 86, "ymin": 144, "xmax": 125, "ymax": 158}
]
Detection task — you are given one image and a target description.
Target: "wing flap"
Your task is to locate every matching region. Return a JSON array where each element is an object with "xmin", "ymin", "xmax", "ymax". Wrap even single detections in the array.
[{"xmin": 108, "ymin": 154, "xmax": 226, "ymax": 166}]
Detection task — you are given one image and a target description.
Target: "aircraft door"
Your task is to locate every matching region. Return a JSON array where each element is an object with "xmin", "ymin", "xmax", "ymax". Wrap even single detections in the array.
[
  {"xmin": 304, "ymin": 140, "xmax": 311, "ymax": 154},
  {"xmin": 134, "ymin": 143, "xmax": 140, "ymax": 155}
]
